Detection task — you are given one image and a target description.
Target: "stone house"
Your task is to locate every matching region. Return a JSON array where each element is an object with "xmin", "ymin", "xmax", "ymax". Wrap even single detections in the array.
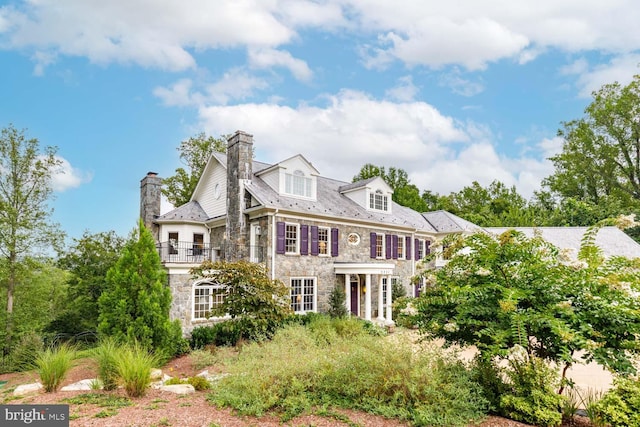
[{"xmin": 140, "ymin": 130, "xmax": 481, "ymax": 333}]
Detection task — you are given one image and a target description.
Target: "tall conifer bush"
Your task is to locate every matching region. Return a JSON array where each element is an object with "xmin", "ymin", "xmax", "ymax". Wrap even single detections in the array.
[{"xmin": 97, "ymin": 220, "xmax": 184, "ymax": 356}]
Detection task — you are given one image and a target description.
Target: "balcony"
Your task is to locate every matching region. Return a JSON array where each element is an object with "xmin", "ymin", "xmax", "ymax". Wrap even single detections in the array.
[{"xmin": 157, "ymin": 241, "xmax": 266, "ymax": 264}]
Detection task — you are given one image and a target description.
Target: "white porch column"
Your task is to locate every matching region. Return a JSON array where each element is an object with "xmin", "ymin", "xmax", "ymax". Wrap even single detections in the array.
[
  {"xmin": 365, "ymin": 274, "xmax": 372, "ymax": 321},
  {"xmin": 377, "ymin": 277, "xmax": 384, "ymax": 321},
  {"xmin": 345, "ymin": 274, "xmax": 351, "ymax": 316},
  {"xmin": 385, "ymin": 275, "xmax": 393, "ymax": 323}
]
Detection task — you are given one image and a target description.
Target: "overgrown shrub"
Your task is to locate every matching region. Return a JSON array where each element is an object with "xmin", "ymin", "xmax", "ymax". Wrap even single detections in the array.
[
  {"xmin": 9, "ymin": 332, "xmax": 44, "ymax": 372},
  {"xmin": 114, "ymin": 342, "xmax": 160, "ymax": 398},
  {"xmin": 499, "ymin": 349, "xmax": 563, "ymax": 427},
  {"xmin": 35, "ymin": 344, "xmax": 77, "ymax": 392},
  {"xmin": 592, "ymin": 376, "xmax": 640, "ymax": 426},
  {"xmin": 327, "ymin": 284, "xmax": 348, "ymax": 318},
  {"xmin": 209, "ymin": 324, "xmax": 488, "ymax": 426},
  {"xmin": 189, "ymin": 349, "xmax": 218, "ymax": 371},
  {"xmin": 392, "ymin": 296, "xmax": 417, "ymax": 328},
  {"xmin": 190, "ymin": 321, "xmax": 243, "ymax": 349},
  {"xmin": 91, "ymin": 338, "xmax": 120, "ymax": 391}
]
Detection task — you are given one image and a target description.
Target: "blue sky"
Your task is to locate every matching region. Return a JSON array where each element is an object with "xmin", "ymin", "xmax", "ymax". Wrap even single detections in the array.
[{"xmin": 1, "ymin": 1, "xmax": 640, "ymax": 242}]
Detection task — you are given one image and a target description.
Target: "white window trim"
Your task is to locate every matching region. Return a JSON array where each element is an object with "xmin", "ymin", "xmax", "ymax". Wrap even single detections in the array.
[
  {"xmin": 368, "ymin": 189, "xmax": 390, "ymax": 212},
  {"xmin": 318, "ymin": 226, "xmax": 331, "ymax": 257},
  {"xmin": 376, "ymin": 233, "xmax": 385, "ymax": 259},
  {"xmin": 285, "ymin": 222, "xmax": 300, "ymax": 255},
  {"xmin": 397, "ymin": 236, "xmax": 405, "ymax": 260},
  {"xmin": 417, "ymin": 239, "xmax": 425, "ymax": 260},
  {"xmin": 192, "ymin": 281, "xmax": 228, "ymax": 321},
  {"xmin": 284, "ymin": 170, "xmax": 314, "ymax": 199},
  {"xmin": 290, "ymin": 277, "xmax": 317, "ymax": 314}
]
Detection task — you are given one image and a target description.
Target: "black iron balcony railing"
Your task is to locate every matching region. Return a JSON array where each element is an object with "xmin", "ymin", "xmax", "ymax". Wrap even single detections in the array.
[{"xmin": 157, "ymin": 241, "xmax": 266, "ymax": 264}]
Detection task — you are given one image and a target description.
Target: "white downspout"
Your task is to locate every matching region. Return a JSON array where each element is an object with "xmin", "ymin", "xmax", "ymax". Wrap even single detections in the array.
[{"xmin": 271, "ymin": 209, "xmax": 279, "ymax": 280}]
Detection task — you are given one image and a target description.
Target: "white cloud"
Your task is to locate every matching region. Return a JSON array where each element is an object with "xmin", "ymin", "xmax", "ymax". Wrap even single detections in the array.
[
  {"xmin": 439, "ymin": 68, "xmax": 484, "ymax": 97},
  {"xmin": 248, "ymin": 48, "xmax": 313, "ymax": 82},
  {"xmin": 571, "ymin": 54, "xmax": 640, "ymax": 97},
  {"xmin": 195, "ymin": 90, "xmax": 556, "ymax": 198},
  {"xmin": 52, "ymin": 156, "xmax": 93, "ymax": 192},
  {"xmin": 154, "ymin": 70, "xmax": 269, "ymax": 107},
  {"xmin": 385, "ymin": 75, "xmax": 419, "ymax": 102}
]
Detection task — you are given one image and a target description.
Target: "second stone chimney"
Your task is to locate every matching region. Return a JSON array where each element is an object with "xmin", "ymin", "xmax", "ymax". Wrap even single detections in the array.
[
  {"xmin": 140, "ymin": 171, "xmax": 162, "ymax": 241},
  {"xmin": 225, "ymin": 131, "xmax": 253, "ymax": 261}
]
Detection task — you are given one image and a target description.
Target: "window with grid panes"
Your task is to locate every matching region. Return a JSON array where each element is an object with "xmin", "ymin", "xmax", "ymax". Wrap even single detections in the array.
[
  {"xmin": 193, "ymin": 283, "xmax": 226, "ymax": 320},
  {"xmin": 285, "ymin": 223, "xmax": 298, "ymax": 254},
  {"xmin": 290, "ymin": 278, "xmax": 316, "ymax": 313}
]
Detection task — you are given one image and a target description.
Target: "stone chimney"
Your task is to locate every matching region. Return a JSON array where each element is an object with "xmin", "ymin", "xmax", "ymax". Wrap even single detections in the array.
[
  {"xmin": 140, "ymin": 171, "xmax": 162, "ymax": 241},
  {"xmin": 225, "ymin": 131, "xmax": 253, "ymax": 261}
]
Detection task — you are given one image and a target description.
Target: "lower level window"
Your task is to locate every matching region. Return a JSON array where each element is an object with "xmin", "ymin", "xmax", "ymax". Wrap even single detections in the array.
[
  {"xmin": 193, "ymin": 282, "xmax": 226, "ymax": 320},
  {"xmin": 381, "ymin": 277, "xmax": 399, "ymax": 307},
  {"xmin": 290, "ymin": 277, "xmax": 316, "ymax": 313}
]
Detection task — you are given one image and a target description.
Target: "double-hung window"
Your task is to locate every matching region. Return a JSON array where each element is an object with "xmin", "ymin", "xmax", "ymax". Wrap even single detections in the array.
[
  {"xmin": 376, "ymin": 234, "xmax": 385, "ymax": 259},
  {"xmin": 285, "ymin": 223, "xmax": 299, "ymax": 254},
  {"xmin": 193, "ymin": 282, "xmax": 226, "ymax": 320},
  {"xmin": 417, "ymin": 239, "xmax": 424, "ymax": 260},
  {"xmin": 397, "ymin": 236, "xmax": 404, "ymax": 259},
  {"xmin": 290, "ymin": 277, "xmax": 316, "ymax": 313},
  {"xmin": 318, "ymin": 227, "xmax": 329, "ymax": 255},
  {"xmin": 285, "ymin": 170, "xmax": 312, "ymax": 198}
]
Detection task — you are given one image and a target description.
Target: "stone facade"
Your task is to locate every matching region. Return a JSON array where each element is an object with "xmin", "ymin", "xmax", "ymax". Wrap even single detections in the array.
[{"xmin": 140, "ymin": 172, "xmax": 162, "ymax": 241}]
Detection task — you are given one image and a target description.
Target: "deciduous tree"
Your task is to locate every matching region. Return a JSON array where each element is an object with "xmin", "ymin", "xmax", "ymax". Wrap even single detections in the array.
[
  {"xmin": 162, "ymin": 132, "xmax": 227, "ymax": 207},
  {"xmin": 0, "ymin": 125, "xmax": 61, "ymax": 354}
]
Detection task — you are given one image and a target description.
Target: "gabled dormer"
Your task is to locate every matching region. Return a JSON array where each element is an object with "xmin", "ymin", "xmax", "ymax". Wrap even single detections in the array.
[
  {"xmin": 339, "ymin": 176, "xmax": 393, "ymax": 214},
  {"xmin": 256, "ymin": 154, "xmax": 319, "ymax": 200}
]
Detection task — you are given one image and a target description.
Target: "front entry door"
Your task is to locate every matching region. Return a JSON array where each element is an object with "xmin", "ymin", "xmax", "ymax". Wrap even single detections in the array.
[{"xmin": 350, "ymin": 275, "xmax": 359, "ymax": 316}]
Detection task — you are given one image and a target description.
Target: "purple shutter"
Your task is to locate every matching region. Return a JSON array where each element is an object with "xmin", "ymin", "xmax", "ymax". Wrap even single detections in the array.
[
  {"xmin": 405, "ymin": 236, "xmax": 411, "ymax": 260},
  {"xmin": 426, "ymin": 240, "xmax": 431, "ymax": 255},
  {"xmin": 331, "ymin": 228, "xmax": 339, "ymax": 257},
  {"xmin": 414, "ymin": 238, "xmax": 420, "ymax": 260},
  {"xmin": 370, "ymin": 233, "xmax": 377, "ymax": 258},
  {"xmin": 276, "ymin": 222, "xmax": 285, "ymax": 254},
  {"xmin": 300, "ymin": 225, "xmax": 309, "ymax": 255},
  {"xmin": 385, "ymin": 234, "xmax": 392, "ymax": 259},
  {"xmin": 310, "ymin": 226, "xmax": 319, "ymax": 255},
  {"xmin": 392, "ymin": 235, "xmax": 398, "ymax": 259}
]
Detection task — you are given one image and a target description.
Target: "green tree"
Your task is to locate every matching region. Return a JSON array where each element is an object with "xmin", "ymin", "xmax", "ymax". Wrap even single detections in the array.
[
  {"xmin": 48, "ymin": 231, "xmax": 125, "ymax": 336},
  {"xmin": 0, "ymin": 125, "xmax": 62, "ymax": 354},
  {"xmin": 544, "ymin": 74, "xmax": 640, "ymax": 209},
  {"xmin": 162, "ymin": 132, "xmax": 227, "ymax": 207},
  {"xmin": 415, "ymin": 215, "xmax": 640, "ymax": 377},
  {"xmin": 352, "ymin": 164, "xmax": 428, "ymax": 212},
  {"xmin": 97, "ymin": 220, "xmax": 182, "ymax": 355},
  {"xmin": 190, "ymin": 260, "xmax": 291, "ymax": 340}
]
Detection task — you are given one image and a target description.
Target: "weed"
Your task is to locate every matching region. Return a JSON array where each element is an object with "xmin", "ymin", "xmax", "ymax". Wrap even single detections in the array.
[
  {"xmin": 94, "ymin": 409, "xmax": 117, "ymax": 418},
  {"xmin": 34, "ymin": 343, "xmax": 77, "ymax": 392},
  {"xmin": 190, "ymin": 349, "xmax": 218, "ymax": 370},
  {"xmin": 62, "ymin": 392, "xmax": 132, "ymax": 408}
]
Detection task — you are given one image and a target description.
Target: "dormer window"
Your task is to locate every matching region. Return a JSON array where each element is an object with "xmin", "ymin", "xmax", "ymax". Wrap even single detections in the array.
[
  {"xmin": 369, "ymin": 189, "xmax": 389, "ymax": 212},
  {"xmin": 285, "ymin": 170, "xmax": 312, "ymax": 198}
]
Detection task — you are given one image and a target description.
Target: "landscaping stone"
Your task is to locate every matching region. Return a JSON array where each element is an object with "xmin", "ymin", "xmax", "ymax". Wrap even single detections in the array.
[
  {"xmin": 150, "ymin": 368, "xmax": 163, "ymax": 380},
  {"xmin": 13, "ymin": 382, "xmax": 43, "ymax": 396},
  {"xmin": 61, "ymin": 379, "xmax": 99, "ymax": 391},
  {"xmin": 159, "ymin": 384, "xmax": 195, "ymax": 395}
]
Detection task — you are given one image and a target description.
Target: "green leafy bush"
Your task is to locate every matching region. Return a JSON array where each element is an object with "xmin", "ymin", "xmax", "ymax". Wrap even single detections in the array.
[
  {"xmin": 35, "ymin": 344, "xmax": 77, "ymax": 392},
  {"xmin": 593, "ymin": 376, "xmax": 640, "ymax": 426},
  {"xmin": 190, "ymin": 321, "xmax": 243, "ymax": 349},
  {"xmin": 327, "ymin": 284, "xmax": 348, "ymax": 318},
  {"xmin": 187, "ymin": 376, "xmax": 211, "ymax": 391},
  {"xmin": 8, "ymin": 332, "xmax": 44, "ymax": 372}
]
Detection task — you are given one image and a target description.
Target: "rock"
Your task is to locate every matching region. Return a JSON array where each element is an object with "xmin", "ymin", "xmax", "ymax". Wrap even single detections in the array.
[
  {"xmin": 159, "ymin": 384, "xmax": 195, "ymax": 395},
  {"xmin": 196, "ymin": 370, "xmax": 209, "ymax": 378},
  {"xmin": 13, "ymin": 382, "xmax": 43, "ymax": 396},
  {"xmin": 150, "ymin": 368, "xmax": 163, "ymax": 380},
  {"xmin": 61, "ymin": 379, "xmax": 99, "ymax": 391}
]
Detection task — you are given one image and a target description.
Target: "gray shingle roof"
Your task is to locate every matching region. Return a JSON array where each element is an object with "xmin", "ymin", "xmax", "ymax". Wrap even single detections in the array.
[
  {"xmin": 422, "ymin": 210, "xmax": 484, "ymax": 233},
  {"xmin": 156, "ymin": 201, "xmax": 208, "ymax": 222},
  {"xmin": 486, "ymin": 226, "xmax": 640, "ymax": 259}
]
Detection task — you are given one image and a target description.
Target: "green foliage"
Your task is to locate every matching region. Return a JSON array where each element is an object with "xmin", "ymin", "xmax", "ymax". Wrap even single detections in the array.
[
  {"xmin": 414, "ymin": 225, "xmax": 640, "ymax": 374},
  {"xmin": 190, "ymin": 321, "xmax": 243, "ymax": 349},
  {"xmin": 187, "ymin": 376, "xmax": 211, "ymax": 391},
  {"xmin": 499, "ymin": 349, "xmax": 563, "ymax": 427},
  {"xmin": 5, "ymin": 331, "xmax": 44, "ymax": 372},
  {"xmin": 91, "ymin": 338, "xmax": 120, "ymax": 391},
  {"xmin": 190, "ymin": 260, "xmax": 292, "ymax": 341},
  {"xmin": 63, "ymin": 392, "xmax": 132, "ymax": 408},
  {"xmin": 209, "ymin": 324, "xmax": 487, "ymax": 426},
  {"xmin": 97, "ymin": 220, "xmax": 183, "ymax": 356},
  {"xmin": 49, "ymin": 231, "xmax": 125, "ymax": 336},
  {"xmin": 162, "ymin": 132, "xmax": 228, "ymax": 207},
  {"xmin": 545, "ymin": 74, "xmax": 640, "ymax": 209},
  {"xmin": 392, "ymin": 296, "xmax": 416, "ymax": 328},
  {"xmin": 114, "ymin": 341, "xmax": 160, "ymax": 398},
  {"xmin": 327, "ymin": 284, "xmax": 348, "ymax": 318},
  {"xmin": 592, "ymin": 376, "xmax": 640, "ymax": 427},
  {"xmin": 0, "ymin": 125, "xmax": 63, "ymax": 353},
  {"xmin": 352, "ymin": 164, "xmax": 428, "ymax": 212},
  {"xmin": 35, "ymin": 344, "xmax": 77, "ymax": 392},
  {"xmin": 189, "ymin": 349, "xmax": 218, "ymax": 370}
]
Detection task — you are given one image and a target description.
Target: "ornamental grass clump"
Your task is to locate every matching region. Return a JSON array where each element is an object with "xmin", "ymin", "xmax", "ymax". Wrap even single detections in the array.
[
  {"xmin": 35, "ymin": 344, "xmax": 77, "ymax": 392},
  {"xmin": 114, "ymin": 342, "xmax": 160, "ymax": 398},
  {"xmin": 91, "ymin": 338, "xmax": 120, "ymax": 391}
]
